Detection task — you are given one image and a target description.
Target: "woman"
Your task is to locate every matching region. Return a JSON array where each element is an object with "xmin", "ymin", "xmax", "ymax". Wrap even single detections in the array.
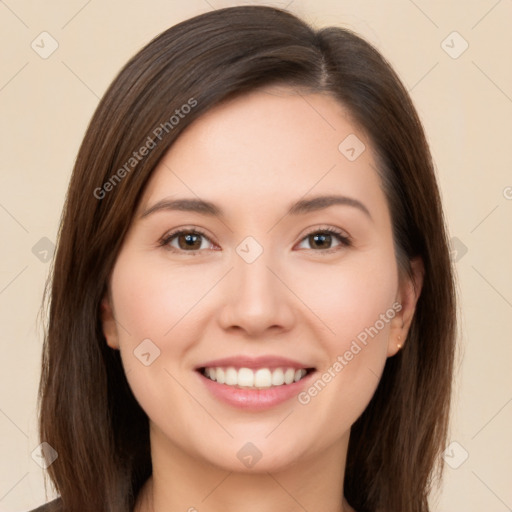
[{"xmin": 31, "ymin": 5, "xmax": 456, "ymax": 512}]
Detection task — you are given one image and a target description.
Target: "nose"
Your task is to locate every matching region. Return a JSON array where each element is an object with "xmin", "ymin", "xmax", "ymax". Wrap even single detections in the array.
[{"xmin": 217, "ymin": 251, "xmax": 296, "ymax": 338}]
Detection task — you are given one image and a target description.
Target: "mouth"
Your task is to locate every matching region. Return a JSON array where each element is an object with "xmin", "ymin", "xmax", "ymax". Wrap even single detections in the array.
[
  {"xmin": 198, "ymin": 366, "xmax": 316, "ymax": 389},
  {"xmin": 194, "ymin": 355, "xmax": 317, "ymax": 410}
]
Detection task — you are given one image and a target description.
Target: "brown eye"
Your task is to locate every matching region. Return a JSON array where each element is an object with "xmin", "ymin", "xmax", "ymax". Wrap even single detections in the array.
[
  {"xmin": 308, "ymin": 232, "xmax": 334, "ymax": 250},
  {"xmin": 296, "ymin": 228, "xmax": 352, "ymax": 253},
  {"xmin": 176, "ymin": 232, "xmax": 203, "ymax": 250},
  {"xmin": 160, "ymin": 229, "xmax": 215, "ymax": 253}
]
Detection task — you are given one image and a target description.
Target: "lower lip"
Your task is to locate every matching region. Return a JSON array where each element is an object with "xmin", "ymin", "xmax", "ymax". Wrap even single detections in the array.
[{"xmin": 197, "ymin": 370, "xmax": 316, "ymax": 411}]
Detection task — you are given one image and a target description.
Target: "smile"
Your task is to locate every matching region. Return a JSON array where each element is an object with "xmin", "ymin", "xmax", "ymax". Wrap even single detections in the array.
[
  {"xmin": 200, "ymin": 366, "xmax": 313, "ymax": 389},
  {"xmin": 195, "ymin": 355, "xmax": 317, "ymax": 410}
]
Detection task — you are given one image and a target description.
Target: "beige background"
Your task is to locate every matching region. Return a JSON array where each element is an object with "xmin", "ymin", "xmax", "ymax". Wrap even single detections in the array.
[{"xmin": 1, "ymin": 1, "xmax": 511, "ymax": 510}]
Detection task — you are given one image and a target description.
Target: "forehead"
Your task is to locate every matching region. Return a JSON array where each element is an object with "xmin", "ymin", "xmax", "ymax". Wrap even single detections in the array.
[{"xmin": 139, "ymin": 86, "xmax": 385, "ymax": 220}]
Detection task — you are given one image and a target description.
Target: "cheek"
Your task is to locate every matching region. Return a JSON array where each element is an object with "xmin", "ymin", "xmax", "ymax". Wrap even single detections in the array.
[
  {"xmin": 327, "ymin": 269, "xmax": 397, "ymax": 345},
  {"xmin": 108, "ymin": 253, "xmax": 214, "ymax": 405},
  {"xmin": 296, "ymin": 245, "xmax": 398, "ymax": 346},
  {"xmin": 108, "ymin": 254, "xmax": 204, "ymax": 424},
  {"xmin": 110, "ymin": 253, "xmax": 212, "ymax": 345},
  {"xmin": 295, "ymin": 295, "xmax": 395, "ymax": 450},
  {"xmin": 292, "ymin": 244, "xmax": 398, "ymax": 416}
]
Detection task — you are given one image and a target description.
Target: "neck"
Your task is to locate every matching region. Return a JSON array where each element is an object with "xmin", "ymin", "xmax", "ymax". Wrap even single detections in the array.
[{"xmin": 134, "ymin": 424, "xmax": 355, "ymax": 512}]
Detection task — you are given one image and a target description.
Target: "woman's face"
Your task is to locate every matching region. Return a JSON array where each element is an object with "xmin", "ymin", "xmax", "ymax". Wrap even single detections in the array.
[{"xmin": 101, "ymin": 86, "xmax": 421, "ymax": 473}]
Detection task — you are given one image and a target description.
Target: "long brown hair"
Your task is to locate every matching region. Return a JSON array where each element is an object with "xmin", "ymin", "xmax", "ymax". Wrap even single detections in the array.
[{"xmin": 38, "ymin": 5, "xmax": 456, "ymax": 511}]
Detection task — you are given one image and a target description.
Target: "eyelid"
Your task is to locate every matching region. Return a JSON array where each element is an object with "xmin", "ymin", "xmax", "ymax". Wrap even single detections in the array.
[
  {"xmin": 158, "ymin": 226, "xmax": 218, "ymax": 253},
  {"xmin": 297, "ymin": 224, "xmax": 351, "ymax": 243},
  {"xmin": 295, "ymin": 225, "xmax": 353, "ymax": 253},
  {"xmin": 159, "ymin": 224, "xmax": 353, "ymax": 254}
]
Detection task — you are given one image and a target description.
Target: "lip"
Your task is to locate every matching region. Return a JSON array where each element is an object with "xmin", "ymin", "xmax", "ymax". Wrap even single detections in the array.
[
  {"xmin": 198, "ymin": 372, "xmax": 316, "ymax": 410},
  {"xmin": 196, "ymin": 355, "xmax": 314, "ymax": 371}
]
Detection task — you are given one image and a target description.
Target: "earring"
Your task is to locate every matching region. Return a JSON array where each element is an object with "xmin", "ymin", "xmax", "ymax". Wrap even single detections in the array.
[{"xmin": 397, "ymin": 335, "xmax": 402, "ymax": 350}]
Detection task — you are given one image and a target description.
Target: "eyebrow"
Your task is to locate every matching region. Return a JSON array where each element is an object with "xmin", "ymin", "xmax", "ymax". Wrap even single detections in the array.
[{"xmin": 140, "ymin": 194, "xmax": 372, "ymax": 221}]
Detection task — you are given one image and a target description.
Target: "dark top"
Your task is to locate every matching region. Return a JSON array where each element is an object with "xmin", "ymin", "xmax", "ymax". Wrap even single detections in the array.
[{"xmin": 27, "ymin": 497, "xmax": 63, "ymax": 512}]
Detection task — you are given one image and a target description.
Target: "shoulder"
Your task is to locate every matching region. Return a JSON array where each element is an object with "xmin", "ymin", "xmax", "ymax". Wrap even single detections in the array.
[{"xmin": 27, "ymin": 497, "xmax": 63, "ymax": 512}]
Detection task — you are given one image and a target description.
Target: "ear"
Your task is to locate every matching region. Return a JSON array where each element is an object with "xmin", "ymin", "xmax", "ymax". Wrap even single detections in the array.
[
  {"xmin": 100, "ymin": 293, "xmax": 120, "ymax": 350},
  {"xmin": 387, "ymin": 256, "xmax": 424, "ymax": 357}
]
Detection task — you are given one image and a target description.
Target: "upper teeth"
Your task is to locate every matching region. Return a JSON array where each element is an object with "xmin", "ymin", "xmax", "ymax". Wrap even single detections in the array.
[{"xmin": 203, "ymin": 367, "xmax": 308, "ymax": 389}]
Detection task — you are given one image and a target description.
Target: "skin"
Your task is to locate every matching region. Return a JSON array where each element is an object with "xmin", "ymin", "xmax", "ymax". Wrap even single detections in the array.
[{"xmin": 101, "ymin": 85, "xmax": 424, "ymax": 512}]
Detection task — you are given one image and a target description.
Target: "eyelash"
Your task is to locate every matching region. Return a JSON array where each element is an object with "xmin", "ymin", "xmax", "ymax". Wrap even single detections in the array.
[{"xmin": 159, "ymin": 226, "xmax": 352, "ymax": 256}]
